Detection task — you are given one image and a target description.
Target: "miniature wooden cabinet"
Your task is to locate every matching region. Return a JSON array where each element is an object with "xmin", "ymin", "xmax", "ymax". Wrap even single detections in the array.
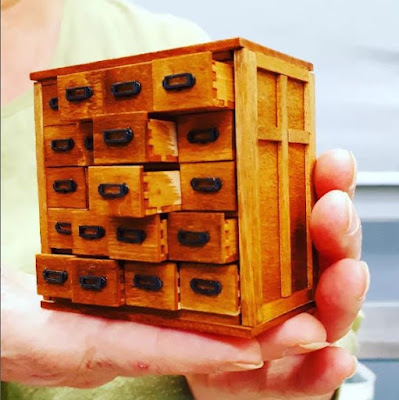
[{"xmin": 31, "ymin": 38, "xmax": 316, "ymax": 337}]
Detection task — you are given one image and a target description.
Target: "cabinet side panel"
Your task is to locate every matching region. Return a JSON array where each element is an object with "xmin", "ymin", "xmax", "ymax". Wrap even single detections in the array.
[{"xmin": 34, "ymin": 82, "xmax": 50, "ymax": 253}]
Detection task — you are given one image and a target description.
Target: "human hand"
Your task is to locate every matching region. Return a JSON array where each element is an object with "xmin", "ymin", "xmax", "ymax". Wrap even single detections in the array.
[{"xmin": 187, "ymin": 149, "xmax": 368, "ymax": 399}]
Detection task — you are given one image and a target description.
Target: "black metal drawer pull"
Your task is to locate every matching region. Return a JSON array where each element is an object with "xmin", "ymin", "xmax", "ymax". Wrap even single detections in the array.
[
  {"xmin": 79, "ymin": 225, "xmax": 105, "ymax": 240},
  {"xmin": 79, "ymin": 275, "xmax": 107, "ymax": 291},
  {"xmin": 43, "ymin": 269, "xmax": 68, "ymax": 284},
  {"xmin": 103, "ymin": 128, "xmax": 133, "ymax": 146},
  {"xmin": 84, "ymin": 136, "xmax": 93, "ymax": 151},
  {"xmin": 190, "ymin": 278, "xmax": 222, "ymax": 296},
  {"xmin": 98, "ymin": 183, "xmax": 129, "ymax": 199},
  {"xmin": 55, "ymin": 222, "xmax": 72, "ymax": 235},
  {"xmin": 53, "ymin": 179, "xmax": 77, "ymax": 194},
  {"xmin": 49, "ymin": 97, "xmax": 59, "ymax": 111},
  {"xmin": 111, "ymin": 81, "xmax": 141, "ymax": 97},
  {"xmin": 190, "ymin": 177, "xmax": 222, "ymax": 193},
  {"xmin": 65, "ymin": 86, "xmax": 93, "ymax": 102},
  {"xmin": 133, "ymin": 274, "xmax": 163, "ymax": 292},
  {"xmin": 50, "ymin": 138, "xmax": 75, "ymax": 152},
  {"xmin": 187, "ymin": 128, "xmax": 220, "ymax": 144},
  {"xmin": 177, "ymin": 230, "xmax": 210, "ymax": 247},
  {"xmin": 162, "ymin": 73, "xmax": 196, "ymax": 91},
  {"xmin": 116, "ymin": 227, "xmax": 146, "ymax": 244}
]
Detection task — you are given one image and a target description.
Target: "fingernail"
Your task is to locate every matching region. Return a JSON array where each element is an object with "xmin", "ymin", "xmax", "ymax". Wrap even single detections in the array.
[
  {"xmin": 221, "ymin": 361, "xmax": 264, "ymax": 372},
  {"xmin": 348, "ymin": 151, "xmax": 357, "ymax": 197},
  {"xmin": 359, "ymin": 261, "xmax": 370, "ymax": 301},
  {"xmin": 346, "ymin": 356, "xmax": 358, "ymax": 379},
  {"xmin": 346, "ymin": 194, "xmax": 360, "ymax": 236},
  {"xmin": 283, "ymin": 342, "xmax": 330, "ymax": 357}
]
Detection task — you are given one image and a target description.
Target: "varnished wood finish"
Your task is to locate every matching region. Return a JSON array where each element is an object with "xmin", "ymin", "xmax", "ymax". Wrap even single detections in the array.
[
  {"xmin": 180, "ymin": 161, "xmax": 237, "ymax": 211},
  {"xmin": 177, "ymin": 110, "xmax": 235, "ymax": 163},
  {"xmin": 180, "ymin": 263, "xmax": 240, "ymax": 316},
  {"xmin": 47, "ymin": 208, "xmax": 74, "ymax": 250},
  {"xmin": 46, "ymin": 167, "xmax": 87, "ymax": 209},
  {"xmin": 124, "ymin": 262, "xmax": 178, "ymax": 310},
  {"xmin": 33, "ymin": 38, "xmax": 317, "ymax": 337},
  {"xmin": 168, "ymin": 212, "xmax": 238, "ymax": 264},
  {"xmin": 72, "ymin": 258, "xmax": 124, "ymax": 307}
]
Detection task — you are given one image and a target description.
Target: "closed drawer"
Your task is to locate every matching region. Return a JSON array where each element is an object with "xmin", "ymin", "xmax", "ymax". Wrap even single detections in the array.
[
  {"xmin": 42, "ymin": 83, "xmax": 61, "ymax": 126},
  {"xmin": 177, "ymin": 111, "xmax": 235, "ymax": 163},
  {"xmin": 72, "ymin": 258, "xmax": 124, "ymax": 307},
  {"xmin": 47, "ymin": 208, "xmax": 74, "ymax": 251},
  {"xmin": 36, "ymin": 254, "xmax": 75, "ymax": 299},
  {"xmin": 179, "ymin": 263, "xmax": 240, "ymax": 315},
  {"xmin": 180, "ymin": 161, "xmax": 237, "ymax": 211},
  {"xmin": 72, "ymin": 210, "xmax": 109, "ymax": 257},
  {"xmin": 108, "ymin": 215, "xmax": 167, "ymax": 263},
  {"xmin": 57, "ymin": 70, "xmax": 105, "ymax": 121},
  {"xmin": 153, "ymin": 52, "xmax": 234, "ymax": 112},
  {"xmin": 104, "ymin": 62, "xmax": 153, "ymax": 113},
  {"xmin": 44, "ymin": 122, "xmax": 93, "ymax": 167},
  {"xmin": 93, "ymin": 112, "xmax": 177, "ymax": 165},
  {"xmin": 46, "ymin": 167, "xmax": 87, "ymax": 209},
  {"xmin": 125, "ymin": 262, "xmax": 178, "ymax": 310},
  {"xmin": 168, "ymin": 212, "xmax": 238, "ymax": 264},
  {"xmin": 88, "ymin": 166, "xmax": 181, "ymax": 217}
]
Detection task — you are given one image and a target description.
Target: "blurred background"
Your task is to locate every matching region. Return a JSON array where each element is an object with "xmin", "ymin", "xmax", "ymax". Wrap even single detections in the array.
[{"xmin": 131, "ymin": 1, "xmax": 399, "ymax": 398}]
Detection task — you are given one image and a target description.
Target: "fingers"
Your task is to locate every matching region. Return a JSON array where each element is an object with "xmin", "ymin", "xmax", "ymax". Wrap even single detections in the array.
[
  {"xmin": 310, "ymin": 190, "xmax": 362, "ymax": 264},
  {"xmin": 187, "ymin": 347, "xmax": 356, "ymax": 399},
  {"xmin": 257, "ymin": 313, "xmax": 328, "ymax": 360},
  {"xmin": 314, "ymin": 258, "xmax": 369, "ymax": 343},
  {"xmin": 314, "ymin": 149, "xmax": 357, "ymax": 199}
]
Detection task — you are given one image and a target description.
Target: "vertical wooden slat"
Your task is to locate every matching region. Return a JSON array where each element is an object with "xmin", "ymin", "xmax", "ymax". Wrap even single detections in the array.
[
  {"xmin": 277, "ymin": 75, "xmax": 292, "ymax": 298},
  {"xmin": 304, "ymin": 73, "xmax": 316, "ymax": 289},
  {"xmin": 34, "ymin": 82, "xmax": 50, "ymax": 253},
  {"xmin": 234, "ymin": 48, "xmax": 262, "ymax": 326}
]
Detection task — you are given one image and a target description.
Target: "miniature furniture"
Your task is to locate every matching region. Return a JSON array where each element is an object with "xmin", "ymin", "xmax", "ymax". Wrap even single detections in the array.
[{"xmin": 31, "ymin": 38, "xmax": 316, "ymax": 337}]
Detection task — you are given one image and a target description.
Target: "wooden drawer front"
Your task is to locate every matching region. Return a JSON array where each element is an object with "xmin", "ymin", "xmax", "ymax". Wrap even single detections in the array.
[
  {"xmin": 153, "ymin": 52, "xmax": 234, "ymax": 112},
  {"xmin": 93, "ymin": 112, "xmax": 177, "ymax": 165},
  {"xmin": 46, "ymin": 167, "xmax": 87, "ymax": 209},
  {"xmin": 42, "ymin": 83, "xmax": 61, "ymax": 126},
  {"xmin": 168, "ymin": 212, "xmax": 238, "ymax": 264},
  {"xmin": 36, "ymin": 254, "xmax": 75, "ymax": 299},
  {"xmin": 47, "ymin": 208, "xmax": 74, "ymax": 251},
  {"xmin": 44, "ymin": 122, "xmax": 93, "ymax": 167},
  {"xmin": 108, "ymin": 215, "xmax": 167, "ymax": 262},
  {"xmin": 180, "ymin": 263, "xmax": 240, "ymax": 315},
  {"xmin": 177, "ymin": 111, "xmax": 235, "ymax": 163},
  {"xmin": 125, "ymin": 262, "xmax": 178, "ymax": 310},
  {"xmin": 72, "ymin": 258, "xmax": 124, "ymax": 307},
  {"xmin": 57, "ymin": 70, "xmax": 104, "ymax": 121},
  {"xmin": 88, "ymin": 166, "xmax": 181, "ymax": 217},
  {"xmin": 180, "ymin": 161, "xmax": 237, "ymax": 211},
  {"xmin": 72, "ymin": 210, "xmax": 109, "ymax": 256},
  {"xmin": 104, "ymin": 62, "xmax": 153, "ymax": 114}
]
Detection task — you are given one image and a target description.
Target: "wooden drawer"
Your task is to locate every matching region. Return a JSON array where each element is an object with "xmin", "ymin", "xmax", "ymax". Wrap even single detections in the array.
[
  {"xmin": 57, "ymin": 70, "xmax": 104, "ymax": 121},
  {"xmin": 46, "ymin": 167, "xmax": 87, "ymax": 209},
  {"xmin": 180, "ymin": 263, "xmax": 240, "ymax": 315},
  {"xmin": 72, "ymin": 210, "xmax": 109, "ymax": 257},
  {"xmin": 93, "ymin": 112, "xmax": 177, "ymax": 165},
  {"xmin": 125, "ymin": 262, "xmax": 178, "ymax": 310},
  {"xmin": 42, "ymin": 83, "xmax": 61, "ymax": 126},
  {"xmin": 88, "ymin": 166, "xmax": 181, "ymax": 217},
  {"xmin": 153, "ymin": 52, "xmax": 234, "ymax": 112},
  {"xmin": 47, "ymin": 208, "xmax": 74, "ymax": 251},
  {"xmin": 72, "ymin": 258, "xmax": 124, "ymax": 307},
  {"xmin": 44, "ymin": 122, "xmax": 93, "ymax": 167},
  {"xmin": 168, "ymin": 212, "xmax": 238, "ymax": 264},
  {"xmin": 180, "ymin": 161, "xmax": 237, "ymax": 211},
  {"xmin": 108, "ymin": 215, "xmax": 167, "ymax": 263},
  {"xmin": 104, "ymin": 62, "xmax": 153, "ymax": 113},
  {"xmin": 177, "ymin": 111, "xmax": 235, "ymax": 162},
  {"xmin": 36, "ymin": 254, "xmax": 75, "ymax": 299}
]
